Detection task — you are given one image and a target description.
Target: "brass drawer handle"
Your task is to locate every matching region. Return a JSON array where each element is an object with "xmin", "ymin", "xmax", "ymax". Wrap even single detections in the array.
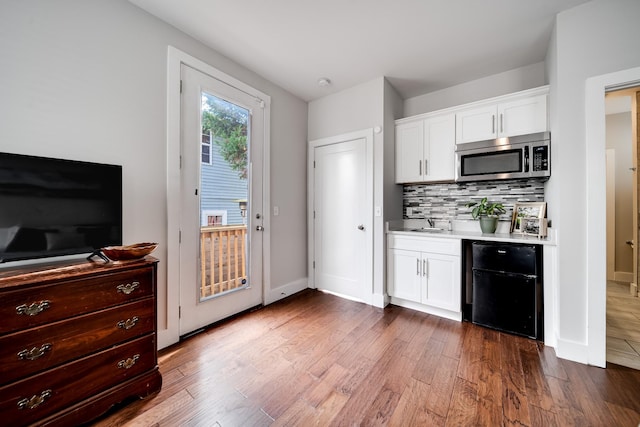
[
  {"xmin": 116, "ymin": 316, "xmax": 139, "ymax": 330},
  {"xmin": 16, "ymin": 300, "xmax": 51, "ymax": 316},
  {"xmin": 17, "ymin": 389, "xmax": 52, "ymax": 410},
  {"xmin": 116, "ymin": 281, "xmax": 140, "ymax": 295},
  {"xmin": 18, "ymin": 343, "xmax": 52, "ymax": 361},
  {"xmin": 117, "ymin": 354, "xmax": 140, "ymax": 370}
]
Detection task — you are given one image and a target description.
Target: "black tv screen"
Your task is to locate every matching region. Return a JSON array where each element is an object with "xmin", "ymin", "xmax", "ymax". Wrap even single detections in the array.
[{"xmin": 0, "ymin": 152, "xmax": 122, "ymax": 264}]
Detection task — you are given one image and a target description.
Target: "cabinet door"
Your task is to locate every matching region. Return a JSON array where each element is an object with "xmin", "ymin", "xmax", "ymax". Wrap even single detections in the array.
[
  {"xmin": 422, "ymin": 253, "xmax": 461, "ymax": 312},
  {"xmin": 498, "ymin": 94, "xmax": 548, "ymax": 137},
  {"xmin": 424, "ymin": 114, "xmax": 455, "ymax": 181},
  {"xmin": 395, "ymin": 121, "xmax": 424, "ymax": 183},
  {"xmin": 455, "ymin": 104, "xmax": 497, "ymax": 144},
  {"xmin": 388, "ymin": 248, "xmax": 422, "ymax": 303}
]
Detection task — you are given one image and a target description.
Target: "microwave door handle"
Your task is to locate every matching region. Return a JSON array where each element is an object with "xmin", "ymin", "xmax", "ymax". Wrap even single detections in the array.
[{"xmin": 524, "ymin": 146, "xmax": 530, "ymax": 172}]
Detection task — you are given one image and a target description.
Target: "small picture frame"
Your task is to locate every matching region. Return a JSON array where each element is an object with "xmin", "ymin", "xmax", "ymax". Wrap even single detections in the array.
[
  {"xmin": 511, "ymin": 202, "xmax": 546, "ymax": 234},
  {"xmin": 520, "ymin": 217, "xmax": 548, "ymax": 237}
]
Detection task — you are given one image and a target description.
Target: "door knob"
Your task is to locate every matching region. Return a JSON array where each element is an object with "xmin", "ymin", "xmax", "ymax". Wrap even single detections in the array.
[
  {"xmin": 256, "ymin": 226, "xmax": 264, "ymax": 231},
  {"xmin": 357, "ymin": 225, "xmax": 365, "ymax": 231}
]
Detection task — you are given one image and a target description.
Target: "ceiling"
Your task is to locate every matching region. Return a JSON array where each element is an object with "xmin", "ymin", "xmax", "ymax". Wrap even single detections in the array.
[{"xmin": 128, "ymin": 0, "xmax": 591, "ymax": 102}]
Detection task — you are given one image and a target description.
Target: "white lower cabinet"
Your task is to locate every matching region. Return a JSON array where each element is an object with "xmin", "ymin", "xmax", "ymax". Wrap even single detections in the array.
[{"xmin": 388, "ymin": 235, "xmax": 461, "ymax": 319}]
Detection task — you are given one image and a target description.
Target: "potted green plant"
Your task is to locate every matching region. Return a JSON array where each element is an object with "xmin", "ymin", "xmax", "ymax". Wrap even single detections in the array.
[{"xmin": 466, "ymin": 197, "xmax": 506, "ymax": 233}]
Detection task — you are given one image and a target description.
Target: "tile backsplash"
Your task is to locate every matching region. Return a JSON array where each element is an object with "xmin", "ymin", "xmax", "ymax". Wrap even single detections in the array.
[{"xmin": 403, "ymin": 179, "xmax": 546, "ymax": 221}]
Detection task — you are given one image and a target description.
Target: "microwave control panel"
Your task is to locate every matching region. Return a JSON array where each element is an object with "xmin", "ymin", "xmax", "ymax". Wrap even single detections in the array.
[{"xmin": 532, "ymin": 145, "xmax": 549, "ymax": 171}]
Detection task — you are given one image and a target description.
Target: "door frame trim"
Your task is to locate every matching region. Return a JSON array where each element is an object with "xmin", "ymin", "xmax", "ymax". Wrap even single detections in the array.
[
  {"xmin": 585, "ymin": 66, "xmax": 640, "ymax": 367},
  {"xmin": 161, "ymin": 46, "xmax": 271, "ymax": 349},
  {"xmin": 307, "ymin": 129, "xmax": 375, "ymax": 305}
]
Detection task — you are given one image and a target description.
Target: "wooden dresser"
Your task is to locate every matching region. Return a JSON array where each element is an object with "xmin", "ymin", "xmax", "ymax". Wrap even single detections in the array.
[{"xmin": 0, "ymin": 257, "xmax": 162, "ymax": 427}]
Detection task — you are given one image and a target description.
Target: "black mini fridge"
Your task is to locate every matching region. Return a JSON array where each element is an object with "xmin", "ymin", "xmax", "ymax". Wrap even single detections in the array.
[{"xmin": 471, "ymin": 241, "xmax": 543, "ymax": 340}]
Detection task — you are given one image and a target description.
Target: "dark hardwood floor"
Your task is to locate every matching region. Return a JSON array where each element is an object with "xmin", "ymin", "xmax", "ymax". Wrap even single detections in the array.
[{"xmin": 92, "ymin": 289, "xmax": 640, "ymax": 426}]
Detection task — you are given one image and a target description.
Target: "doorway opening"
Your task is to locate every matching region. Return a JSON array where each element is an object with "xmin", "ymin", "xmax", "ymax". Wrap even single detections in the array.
[{"xmin": 605, "ymin": 86, "xmax": 640, "ymax": 369}]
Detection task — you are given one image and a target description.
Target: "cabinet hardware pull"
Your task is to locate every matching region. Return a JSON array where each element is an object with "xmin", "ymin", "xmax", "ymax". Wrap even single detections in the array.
[
  {"xmin": 500, "ymin": 113, "xmax": 504, "ymax": 133},
  {"xmin": 117, "ymin": 354, "xmax": 140, "ymax": 370},
  {"xmin": 17, "ymin": 343, "xmax": 52, "ymax": 361},
  {"xmin": 492, "ymin": 115, "xmax": 495, "ymax": 134},
  {"xmin": 117, "ymin": 316, "xmax": 139, "ymax": 330},
  {"xmin": 17, "ymin": 389, "xmax": 52, "ymax": 410},
  {"xmin": 16, "ymin": 300, "xmax": 51, "ymax": 316},
  {"xmin": 418, "ymin": 160, "xmax": 422, "ymax": 176},
  {"xmin": 424, "ymin": 159, "xmax": 427, "ymax": 175},
  {"xmin": 116, "ymin": 281, "xmax": 140, "ymax": 295},
  {"xmin": 416, "ymin": 258, "xmax": 420, "ymax": 276},
  {"xmin": 423, "ymin": 259, "xmax": 427, "ymax": 277}
]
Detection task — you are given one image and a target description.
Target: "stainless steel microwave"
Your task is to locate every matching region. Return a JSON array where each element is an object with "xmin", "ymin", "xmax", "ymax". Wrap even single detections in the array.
[{"xmin": 455, "ymin": 132, "xmax": 550, "ymax": 182}]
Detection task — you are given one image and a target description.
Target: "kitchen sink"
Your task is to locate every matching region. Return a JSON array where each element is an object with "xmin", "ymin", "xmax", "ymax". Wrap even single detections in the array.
[{"xmin": 409, "ymin": 228, "xmax": 447, "ymax": 233}]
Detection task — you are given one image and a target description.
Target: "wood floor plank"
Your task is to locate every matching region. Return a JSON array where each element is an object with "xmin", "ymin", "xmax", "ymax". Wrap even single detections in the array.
[
  {"xmin": 302, "ymin": 363, "xmax": 350, "ymax": 407},
  {"xmin": 528, "ymin": 404, "xmax": 561, "ymax": 427},
  {"xmin": 401, "ymin": 313, "xmax": 438, "ymax": 361},
  {"xmin": 330, "ymin": 339, "xmax": 407, "ymax": 424},
  {"xmin": 500, "ymin": 331, "xmax": 532, "ymax": 427},
  {"xmin": 475, "ymin": 328, "xmax": 502, "ymax": 426},
  {"xmin": 360, "ymin": 387, "xmax": 402, "ymax": 426},
  {"xmin": 424, "ymin": 354, "xmax": 459, "ymax": 417},
  {"xmin": 519, "ymin": 338, "xmax": 555, "ymax": 412},
  {"xmin": 306, "ymin": 306, "xmax": 384, "ymax": 379},
  {"xmin": 387, "ymin": 378, "xmax": 432, "ymax": 427},
  {"xmin": 90, "ymin": 289, "xmax": 640, "ymax": 427},
  {"xmin": 412, "ymin": 337, "xmax": 445, "ymax": 384},
  {"xmin": 445, "ymin": 377, "xmax": 478, "ymax": 427},
  {"xmin": 605, "ymin": 401, "xmax": 640, "ymax": 427},
  {"xmin": 546, "ymin": 376, "xmax": 587, "ymax": 425},
  {"xmin": 537, "ymin": 341, "xmax": 568, "ymax": 380},
  {"xmin": 561, "ymin": 359, "xmax": 617, "ymax": 426},
  {"xmin": 456, "ymin": 322, "xmax": 485, "ymax": 385}
]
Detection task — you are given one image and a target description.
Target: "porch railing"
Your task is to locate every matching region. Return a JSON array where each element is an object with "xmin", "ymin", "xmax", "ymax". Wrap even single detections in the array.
[{"xmin": 200, "ymin": 225, "xmax": 247, "ymax": 298}]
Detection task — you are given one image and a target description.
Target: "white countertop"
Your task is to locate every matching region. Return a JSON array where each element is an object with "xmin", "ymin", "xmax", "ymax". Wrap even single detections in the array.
[{"xmin": 386, "ymin": 219, "xmax": 556, "ymax": 246}]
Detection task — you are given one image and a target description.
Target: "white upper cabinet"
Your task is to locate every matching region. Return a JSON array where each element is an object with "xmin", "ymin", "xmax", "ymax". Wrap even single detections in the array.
[
  {"xmin": 455, "ymin": 88, "xmax": 549, "ymax": 144},
  {"xmin": 395, "ymin": 120, "xmax": 424, "ymax": 183},
  {"xmin": 424, "ymin": 114, "xmax": 456, "ymax": 182},
  {"xmin": 498, "ymin": 94, "xmax": 548, "ymax": 137},
  {"xmin": 454, "ymin": 104, "xmax": 498, "ymax": 145},
  {"xmin": 395, "ymin": 113, "xmax": 455, "ymax": 184}
]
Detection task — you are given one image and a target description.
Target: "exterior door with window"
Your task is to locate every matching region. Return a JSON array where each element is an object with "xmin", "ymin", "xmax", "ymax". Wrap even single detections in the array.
[{"xmin": 179, "ymin": 64, "xmax": 265, "ymax": 336}]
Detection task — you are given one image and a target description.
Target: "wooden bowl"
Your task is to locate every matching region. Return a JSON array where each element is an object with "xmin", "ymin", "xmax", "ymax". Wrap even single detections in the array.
[{"xmin": 101, "ymin": 242, "xmax": 157, "ymax": 261}]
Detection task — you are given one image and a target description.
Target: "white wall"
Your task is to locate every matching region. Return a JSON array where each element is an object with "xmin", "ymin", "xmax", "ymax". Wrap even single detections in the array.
[
  {"xmin": 606, "ymin": 112, "xmax": 633, "ymax": 276},
  {"xmin": 546, "ymin": 0, "xmax": 640, "ymax": 362},
  {"xmin": 0, "ymin": 0, "xmax": 308, "ymax": 344},
  {"xmin": 403, "ymin": 62, "xmax": 546, "ymax": 117},
  {"xmin": 308, "ymin": 77, "xmax": 402, "ymax": 306},
  {"xmin": 383, "ymin": 80, "xmax": 404, "ymax": 228}
]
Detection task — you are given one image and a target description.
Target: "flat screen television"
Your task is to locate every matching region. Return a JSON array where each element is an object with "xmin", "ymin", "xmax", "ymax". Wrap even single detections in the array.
[{"xmin": 0, "ymin": 152, "xmax": 122, "ymax": 264}]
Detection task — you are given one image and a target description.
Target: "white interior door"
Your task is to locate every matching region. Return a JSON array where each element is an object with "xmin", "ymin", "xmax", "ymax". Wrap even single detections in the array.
[
  {"xmin": 179, "ymin": 64, "xmax": 264, "ymax": 336},
  {"xmin": 312, "ymin": 136, "xmax": 371, "ymax": 303}
]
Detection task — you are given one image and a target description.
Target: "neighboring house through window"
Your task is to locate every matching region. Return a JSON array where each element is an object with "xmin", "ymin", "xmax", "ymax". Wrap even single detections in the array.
[{"xmin": 201, "ymin": 209, "xmax": 227, "ymax": 226}]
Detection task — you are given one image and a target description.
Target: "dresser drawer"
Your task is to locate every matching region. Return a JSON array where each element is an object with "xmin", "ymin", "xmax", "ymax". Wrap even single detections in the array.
[
  {"xmin": 0, "ymin": 267, "xmax": 154, "ymax": 334},
  {"xmin": 0, "ymin": 298, "xmax": 155, "ymax": 386},
  {"xmin": 0, "ymin": 334, "xmax": 156, "ymax": 427}
]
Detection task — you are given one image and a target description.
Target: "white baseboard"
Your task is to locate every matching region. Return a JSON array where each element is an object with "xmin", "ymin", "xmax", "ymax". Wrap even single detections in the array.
[
  {"xmin": 264, "ymin": 277, "xmax": 308, "ymax": 305},
  {"xmin": 372, "ymin": 292, "xmax": 389, "ymax": 308},
  {"xmin": 555, "ymin": 337, "xmax": 591, "ymax": 365},
  {"xmin": 614, "ymin": 271, "xmax": 634, "ymax": 283},
  {"xmin": 389, "ymin": 297, "xmax": 462, "ymax": 322}
]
